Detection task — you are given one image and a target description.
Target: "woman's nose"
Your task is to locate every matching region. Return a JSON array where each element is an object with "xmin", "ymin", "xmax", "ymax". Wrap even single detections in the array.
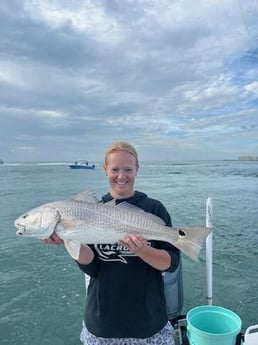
[{"xmin": 117, "ymin": 170, "xmax": 125, "ymax": 178}]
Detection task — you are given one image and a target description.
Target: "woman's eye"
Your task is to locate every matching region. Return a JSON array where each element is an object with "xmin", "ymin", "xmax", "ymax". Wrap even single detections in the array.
[{"xmin": 110, "ymin": 168, "xmax": 134, "ymax": 173}]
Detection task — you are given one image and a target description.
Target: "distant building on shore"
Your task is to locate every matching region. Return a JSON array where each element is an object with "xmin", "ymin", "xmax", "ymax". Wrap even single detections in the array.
[{"xmin": 238, "ymin": 156, "xmax": 258, "ymax": 161}]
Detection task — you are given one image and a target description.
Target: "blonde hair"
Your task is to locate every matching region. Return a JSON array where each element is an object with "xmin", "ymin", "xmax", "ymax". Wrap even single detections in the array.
[{"xmin": 104, "ymin": 141, "xmax": 139, "ymax": 167}]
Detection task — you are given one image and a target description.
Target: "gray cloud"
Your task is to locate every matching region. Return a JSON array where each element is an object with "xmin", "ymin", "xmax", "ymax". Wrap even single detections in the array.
[{"xmin": 0, "ymin": 0, "xmax": 258, "ymax": 161}]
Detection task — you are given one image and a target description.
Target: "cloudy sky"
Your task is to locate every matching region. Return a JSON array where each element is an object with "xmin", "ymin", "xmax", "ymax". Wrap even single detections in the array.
[{"xmin": 1, "ymin": 0, "xmax": 258, "ymax": 162}]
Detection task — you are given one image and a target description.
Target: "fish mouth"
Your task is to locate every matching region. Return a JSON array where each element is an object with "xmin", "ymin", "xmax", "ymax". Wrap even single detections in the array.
[{"xmin": 15, "ymin": 224, "xmax": 26, "ymax": 235}]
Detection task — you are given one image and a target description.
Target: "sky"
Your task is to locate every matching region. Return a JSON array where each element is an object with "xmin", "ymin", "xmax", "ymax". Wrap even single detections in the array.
[{"xmin": 0, "ymin": 0, "xmax": 258, "ymax": 162}]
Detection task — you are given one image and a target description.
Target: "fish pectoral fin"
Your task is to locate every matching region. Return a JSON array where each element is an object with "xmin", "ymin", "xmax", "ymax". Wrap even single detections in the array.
[
  {"xmin": 64, "ymin": 240, "xmax": 81, "ymax": 260},
  {"xmin": 72, "ymin": 190, "xmax": 99, "ymax": 203}
]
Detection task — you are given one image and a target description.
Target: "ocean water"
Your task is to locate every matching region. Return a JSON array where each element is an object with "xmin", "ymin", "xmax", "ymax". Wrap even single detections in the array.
[{"xmin": 0, "ymin": 161, "xmax": 257, "ymax": 344}]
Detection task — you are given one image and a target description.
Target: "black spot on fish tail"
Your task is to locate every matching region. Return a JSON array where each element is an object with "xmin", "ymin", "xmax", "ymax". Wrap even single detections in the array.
[{"xmin": 178, "ymin": 229, "xmax": 186, "ymax": 237}]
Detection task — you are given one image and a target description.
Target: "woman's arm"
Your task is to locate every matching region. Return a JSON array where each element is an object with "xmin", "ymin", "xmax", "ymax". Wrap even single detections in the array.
[{"xmin": 77, "ymin": 244, "xmax": 94, "ymax": 265}]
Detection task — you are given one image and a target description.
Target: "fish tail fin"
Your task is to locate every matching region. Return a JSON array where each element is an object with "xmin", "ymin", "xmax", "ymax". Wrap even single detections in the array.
[{"xmin": 173, "ymin": 226, "xmax": 211, "ymax": 261}]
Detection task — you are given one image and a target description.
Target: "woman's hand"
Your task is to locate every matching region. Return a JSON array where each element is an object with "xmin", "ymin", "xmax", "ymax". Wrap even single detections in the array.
[
  {"xmin": 118, "ymin": 234, "xmax": 148, "ymax": 254},
  {"xmin": 41, "ymin": 232, "xmax": 64, "ymax": 245},
  {"xmin": 118, "ymin": 234, "xmax": 171, "ymax": 271}
]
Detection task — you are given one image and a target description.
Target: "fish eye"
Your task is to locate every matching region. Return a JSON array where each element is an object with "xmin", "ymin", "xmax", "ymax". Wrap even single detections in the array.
[{"xmin": 22, "ymin": 214, "xmax": 28, "ymax": 219}]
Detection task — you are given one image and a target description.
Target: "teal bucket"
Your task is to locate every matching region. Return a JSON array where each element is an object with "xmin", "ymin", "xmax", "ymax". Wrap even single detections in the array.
[{"xmin": 187, "ymin": 305, "xmax": 242, "ymax": 345}]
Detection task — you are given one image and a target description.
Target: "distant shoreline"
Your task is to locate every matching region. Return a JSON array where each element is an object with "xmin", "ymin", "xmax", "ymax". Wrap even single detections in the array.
[
  {"xmin": 238, "ymin": 156, "xmax": 258, "ymax": 161},
  {"xmin": 1, "ymin": 159, "xmax": 258, "ymax": 165}
]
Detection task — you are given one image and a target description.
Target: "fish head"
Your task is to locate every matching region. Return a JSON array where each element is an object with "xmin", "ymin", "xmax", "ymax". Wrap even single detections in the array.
[{"xmin": 15, "ymin": 206, "xmax": 60, "ymax": 239}]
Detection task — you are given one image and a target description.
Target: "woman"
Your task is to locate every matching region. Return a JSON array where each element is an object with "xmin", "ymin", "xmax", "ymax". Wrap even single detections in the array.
[{"xmin": 46, "ymin": 141, "xmax": 179, "ymax": 345}]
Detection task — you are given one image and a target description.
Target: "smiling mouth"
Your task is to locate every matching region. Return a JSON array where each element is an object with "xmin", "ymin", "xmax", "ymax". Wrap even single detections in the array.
[{"xmin": 116, "ymin": 181, "xmax": 128, "ymax": 185}]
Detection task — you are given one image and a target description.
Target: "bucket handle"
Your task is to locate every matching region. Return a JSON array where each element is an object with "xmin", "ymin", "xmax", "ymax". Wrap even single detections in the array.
[
  {"xmin": 245, "ymin": 324, "xmax": 258, "ymax": 335},
  {"xmin": 235, "ymin": 332, "xmax": 244, "ymax": 345}
]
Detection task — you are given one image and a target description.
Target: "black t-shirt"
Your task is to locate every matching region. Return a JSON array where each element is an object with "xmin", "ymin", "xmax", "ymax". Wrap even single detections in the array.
[{"xmin": 76, "ymin": 191, "xmax": 179, "ymax": 338}]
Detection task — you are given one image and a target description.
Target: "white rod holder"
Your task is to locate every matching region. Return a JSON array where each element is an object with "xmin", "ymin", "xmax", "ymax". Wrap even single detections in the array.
[{"xmin": 206, "ymin": 197, "xmax": 213, "ymax": 305}]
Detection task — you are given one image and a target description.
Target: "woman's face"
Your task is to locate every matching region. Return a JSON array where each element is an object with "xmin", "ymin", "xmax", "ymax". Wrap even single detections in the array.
[{"xmin": 104, "ymin": 150, "xmax": 139, "ymax": 199}]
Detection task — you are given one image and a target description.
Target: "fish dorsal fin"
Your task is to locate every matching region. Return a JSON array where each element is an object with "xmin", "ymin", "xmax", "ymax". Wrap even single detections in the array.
[
  {"xmin": 103, "ymin": 199, "xmax": 116, "ymax": 207},
  {"xmin": 102, "ymin": 200, "xmax": 142, "ymax": 210},
  {"xmin": 115, "ymin": 201, "xmax": 165, "ymax": 225},
  {"xmin": 116, "ymin": 201, "xmax": 146, "ymax": 212},
  {"xmin": 72, "ymin": 190, "xmax": 98, "ymax": 203}
]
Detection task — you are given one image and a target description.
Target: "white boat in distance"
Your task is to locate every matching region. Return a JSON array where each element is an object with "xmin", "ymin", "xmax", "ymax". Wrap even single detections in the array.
[{"xmin": 69, "ymin": 160, "xmax": 95, "ymax": 170}]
